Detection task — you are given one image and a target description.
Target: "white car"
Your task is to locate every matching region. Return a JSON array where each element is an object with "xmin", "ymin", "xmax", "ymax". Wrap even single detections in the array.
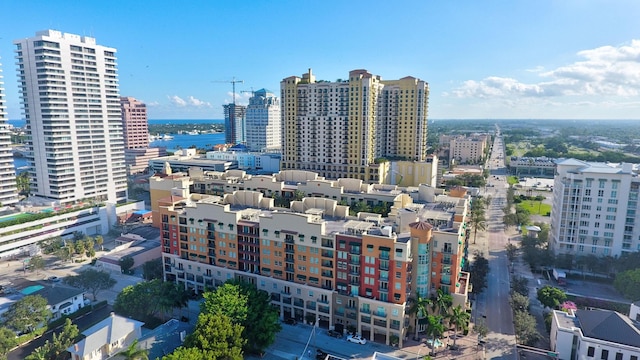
[{"xmin": 346, "ymin": 334, "xmax": 367, "ymax": 344}]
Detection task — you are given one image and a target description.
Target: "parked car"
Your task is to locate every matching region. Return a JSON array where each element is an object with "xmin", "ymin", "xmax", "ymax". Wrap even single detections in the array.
[
  {"xmin": 48, "ymin": 276, "xmax": 61, "ymax": 282},
  {"xmin": 284, "ymin": 318, "xmax": 297, "ymax": 325},
  {"xmin": 346, "ymin": 334, "xmax": 367, "ymax": 344},
  {"xmin": 327, "ymin": 329, "xmax": 342, "ymax": 338},
  {"xmin": 316, "ymin": 349, "xmax": 328, "ymax": 360}
]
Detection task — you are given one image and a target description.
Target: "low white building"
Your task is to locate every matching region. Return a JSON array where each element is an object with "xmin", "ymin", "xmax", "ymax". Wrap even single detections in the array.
[
  {"xmin": 67, "ymin": 312, "xmax": 144, "ymax": 360},
  {"xmin": 551, "ymin": 308, "xmax": 640, "ymax": 360},
  {"xmin": 35, "ymin": 285, "xmax": 88, "ymax": 320}
]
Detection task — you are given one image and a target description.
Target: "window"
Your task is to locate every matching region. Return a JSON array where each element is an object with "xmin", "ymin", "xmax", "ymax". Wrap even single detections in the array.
[
  {"xmin": 615, "ymin": 353, "xmax": 622, "ymax": 360},
  {"xmin": 587, "ymin": 347, "xmax": 595, "ymax": 357},
  {"xmin": 601, "ymin": 349, "xmax": 609, "ymax": 360}
]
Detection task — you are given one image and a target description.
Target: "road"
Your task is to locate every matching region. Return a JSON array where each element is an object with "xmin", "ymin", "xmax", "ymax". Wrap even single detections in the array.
[{"xmin": 473, "ymin": 127, "xmax": 517, "ymax": 360}]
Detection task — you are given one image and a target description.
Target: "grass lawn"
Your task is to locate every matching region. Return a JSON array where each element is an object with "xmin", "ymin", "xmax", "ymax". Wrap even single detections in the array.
[
  {"xmin": 517, "ymin": 200, "xmax": 551, "ymax": 216},
  {"xmin": 507, "ymin": 176, "xmax": 519, "ymax": 185}
]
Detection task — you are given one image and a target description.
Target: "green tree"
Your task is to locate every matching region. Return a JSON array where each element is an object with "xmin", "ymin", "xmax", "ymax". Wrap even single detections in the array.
[
  {"xmin": 0, "ymin": 326, "xmax": 18, "ymax": 359},
  {"xmin": 424, "ymin": 315, "xmax": 445, "ymax": 355},
  {"xmin": 201, "ymin": 283, "xmax": 248, "ymax": 323},
  {"xmin": 408, "ymin": 295, "xmax": 433, "ymax": 338},
  {"xmin": 142, "ymin": 258, "xmax": 164, "ymax": 280},
  {"xmin": 234, "ymin": 281, "xmax": 281, "ymax": 354},
  {"xmin": 447, "ymin": 305, "xmax": 470, "ymax": 348},
  {"xmin": 513, "ymin": 310, "xmax": 540, "ymax": 346},
  {"xmin": 430, "ymin": 289, "xmax": 453, "ymax": 317},
  {"xmin": 506, "ymin": 243, "xmax": 518, "ymax": 263},
  {"xmin": 469, "ymin": 254, "xmax": 489, "ymax": 294},
  {"xmin": 614, "ymin": 269, "xmax": 640, "ymax": 301},
  {"xmin": 510, "ymin": 292, "xmax": 530, "ymax": 312},
  {"xmin": 25, "ymin": 343, "xmax": 51, "ymax": 360},
  {"xmin": 94, "ymin": 235, "xmax": 104, "ymax": 250},
  {"xmin": 185, "ymin": 313, "xmax": 244, "ymax": 360},
  {"xmin": 114, "ymin": 280, "xmax": 189, "ymax": 322},
  {"xmin": 536, "ymin": 286, "xmax": 567, "ymax": 309},
  {"xmin": 16, "ymin": 172, "xmax": 30, "ymax": 196},
  {"xmin": 55, "ymin": 245, "xmax": 73, "ymax": 263},
  {"xmin": 28, "ymin": 255, "xmax": 46, "ymax": 275},
  {"xmin": 3, "ymin": 295, "xmax": 51, "ymax": 333},
  {"xmin": 74, "ymin": 240, "xmax": 85, "ymax": 258},
  {"xmin": 50, "ymin": 318, "xmax": 79, "ymax": 360},
  {"xmin": 511, "ymin": 275, "xmax": 529, "ymax": 296},
  {"xmin": 469, "ymin": 207, "xmax": 487, "ymax": 245},
  {"xmin": 64, "ymin": 268, "xmax": 116, "ymax": 300},
  {"xmin": 119, "ymin": 255, "xmax": 135, "ymax": 274},
  {"xmin": 161, "ymin": 347, "xmax": 216, "ymax": 360},
  {"xmin": 116, "ymin": 339, "xmax": 148, "ymax": 360},
  {"xmin": 200, "ymin": 280, "xmax": 281, "ymax": 354}
]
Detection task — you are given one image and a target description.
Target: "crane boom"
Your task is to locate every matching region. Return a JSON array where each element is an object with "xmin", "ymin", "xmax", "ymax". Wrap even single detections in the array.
[{"xmin": 212, "ymin": 77, "xmax": 244, "ymax": 106}]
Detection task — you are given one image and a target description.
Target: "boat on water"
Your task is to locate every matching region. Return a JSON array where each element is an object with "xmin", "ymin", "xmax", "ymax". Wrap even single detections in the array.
[
  {"xmin": 162, "ymin": 134, "xmax": 174, "ymax": 140},
  {"xmin": 187, "ymin": 130, "xmax": 199, "ymax": 135}
]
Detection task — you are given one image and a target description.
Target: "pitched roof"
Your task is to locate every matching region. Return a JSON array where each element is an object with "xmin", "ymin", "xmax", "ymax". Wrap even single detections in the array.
[
  {"xmin": 34, "ymin": 285, "xmax": 84, "ymax": 305},
  {"xmin": 409, "ymin": 221, "xmax": 433, "ymax": 230},
  {"xmin": 68, "ymin": 312, "xmax": 144, "ymax": 357},
  {"xmin": 576, "ymin": 309, "xmax": 640, "ymax": 347}
]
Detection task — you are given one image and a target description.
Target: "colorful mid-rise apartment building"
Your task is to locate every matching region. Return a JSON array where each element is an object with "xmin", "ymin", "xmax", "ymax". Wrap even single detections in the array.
[{"xmin": 156, "ymin": 170, "xmax": 470, "ymax": 347}]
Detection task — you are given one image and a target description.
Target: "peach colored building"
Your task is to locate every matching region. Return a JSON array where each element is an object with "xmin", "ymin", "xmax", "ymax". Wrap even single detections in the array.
[
  {"xmin": 120, "ymin": 96, "xmax": 149, "ymax": 149},
  {"xmin": 158, "ymin": 180, "xmax": 471, "ymax": 347}
]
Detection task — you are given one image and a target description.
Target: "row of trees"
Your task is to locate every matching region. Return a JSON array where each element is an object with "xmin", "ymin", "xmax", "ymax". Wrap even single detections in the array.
[
  {"xmin": 508, "ymin": 271, "xmax": 541, "ymax": 346},
  {"xmin": 161, "ymin": 280, "xmax": 281, "ymax": 359},
  {"xmin": 408, "ymin": 289, "xmax": 471, "ymax": 353},
  {"xmin": 42, "ymin": 235, "xmax": 104, "ymax": 263}
]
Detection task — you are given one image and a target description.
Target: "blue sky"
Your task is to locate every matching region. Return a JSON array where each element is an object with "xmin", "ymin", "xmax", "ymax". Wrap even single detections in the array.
[{"xmin": 1, "ymin": 0, "xmax": 640, "ymax": 120}]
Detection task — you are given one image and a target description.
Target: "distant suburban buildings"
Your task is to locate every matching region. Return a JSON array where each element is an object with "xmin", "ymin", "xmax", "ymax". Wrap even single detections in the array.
[
  {"xmin": 14, "ymin": 30, "xmax": 127, "ymax": 204},
  {"xmin": 550, "ymin": 307, "xmax": 640, "ymax": 360},
  {"xmin": 121, "ymin": 96, "xmax": 166, "ymax": 175},
  {"xmin": 0, "ymin": 58, "xmax": 19, "ymax": 206},
  {"xmin": 152, "ymin": 168, "xmax": 470, "ymax": 347},
  {"xmin": 550, "ymin": 159, "xmax": 640, "ymax": 257},
  {"xmin": 245, "ymin": 89, "xmax": 281, "ymax": 152},
  {"xmin": 280, "ymin": 69, "xmax": 429, "ymax": 183},
  {"xmin": 439, "ymin": 134, "xmax": 490, "ymax": 165},
  {"xmin": 223, "ymin": 103, "xmax": 246, "ymax": 145}
]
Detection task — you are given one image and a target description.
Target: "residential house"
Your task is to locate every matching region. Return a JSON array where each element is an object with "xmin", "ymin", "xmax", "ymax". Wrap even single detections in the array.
[{"xmin": 67, "ymin": 312, "xmax": 144, "ymax": 360}]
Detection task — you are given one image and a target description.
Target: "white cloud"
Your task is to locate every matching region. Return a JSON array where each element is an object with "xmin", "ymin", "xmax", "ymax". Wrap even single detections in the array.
[
  {"xmin": 168, "ymin": 95, "xmax": 211, "ymax": 108},
  {"xmin": 451, "ymin": 39, "xmax": 640, "ymax": 99},
  {"xmin": 187, "ymin": 96, "xmax": 211, "ymax": 107},
  {"xmin": 147, "ymin": 101, "xmax": 160, "ymax": 107},
  {"xmin": 168, "ymin": 95, "xmax": 187, "ymax": 107},
  {"xmin": 223, "ymin": 92, "xmax": 251, "ymax": 106}
]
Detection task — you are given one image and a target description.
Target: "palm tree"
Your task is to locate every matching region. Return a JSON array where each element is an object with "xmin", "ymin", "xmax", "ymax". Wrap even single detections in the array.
[
  {"xmin": 424, "ymin": 315, "xmax": 445, "ymax": 355},
  {"xmin": 430, "ymin": 289, "xmax": 453, "ymax": 318},
  {"xmin": 408, "ymin": 296, "xmax": 433, "ymax": 339},
  {"xmin": 469, "ymin": 207, "xmax": 487, "ymax": 244},
  {"xmin": 447, "ymin": 305, "xmax": 470, "ymax": 348},
  {"xmin": 117, "ymin": 339, "xmax": 148, "ymax": 360}
]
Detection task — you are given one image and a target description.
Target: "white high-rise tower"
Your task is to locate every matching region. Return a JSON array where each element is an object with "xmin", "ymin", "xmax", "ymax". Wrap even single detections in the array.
[
  {"xmin": 0, "ymin": 58, "xmax": 19, "ymax": 206},
  {"xmin": 14, "ymin": 30, "xmax": 127, "ymax": 204},
  {"xmin": 245, "ymin": 89, "xmax": 281, "ymax": 152}
]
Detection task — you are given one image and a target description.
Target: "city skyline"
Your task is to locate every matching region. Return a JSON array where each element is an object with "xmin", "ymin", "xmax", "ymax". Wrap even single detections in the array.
[{"xmin": 1, "ymin": 0, "xmax": 640, "ymax": 120}]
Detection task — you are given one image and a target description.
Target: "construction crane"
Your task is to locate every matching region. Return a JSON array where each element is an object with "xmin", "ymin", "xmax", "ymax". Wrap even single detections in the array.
[
  {"xmin": 240, "ymin": 87, "xmax": 255, "ymax": 97},
  {"xmin": 212, "ymin": 77, "xmax": 244, "ymax": 106}
]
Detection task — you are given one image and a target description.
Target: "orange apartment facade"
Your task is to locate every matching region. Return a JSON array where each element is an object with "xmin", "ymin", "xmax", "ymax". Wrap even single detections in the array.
[{"xmin": 158, "ymin": 185, "xmax": 470, "ymax": 347}]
